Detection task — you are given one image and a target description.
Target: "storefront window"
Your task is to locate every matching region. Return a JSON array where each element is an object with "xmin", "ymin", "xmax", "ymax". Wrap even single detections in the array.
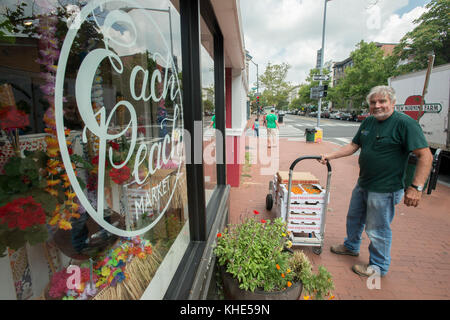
[
  {"xmin": 200, "ymin": 16, "xmax": 217, "ymax": 204},
  {"xmin": 0, "ymin": 0, "xmax": 189, "ymax": 300}
]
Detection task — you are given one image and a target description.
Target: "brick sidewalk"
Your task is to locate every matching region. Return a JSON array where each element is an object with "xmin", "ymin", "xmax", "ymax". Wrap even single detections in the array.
[{"xmin": 229, "ymin": 135, "xmax": 450, "ymax": 300}]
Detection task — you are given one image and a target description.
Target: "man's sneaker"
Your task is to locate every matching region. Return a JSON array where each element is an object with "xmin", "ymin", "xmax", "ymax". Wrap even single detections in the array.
[
  {"xmin": 352, "ymin": 264, "xmax": 383, "ymax": 277},
  {"xmin": 330, "ymin": 244, "xmax": 359, "ymax": 256}
]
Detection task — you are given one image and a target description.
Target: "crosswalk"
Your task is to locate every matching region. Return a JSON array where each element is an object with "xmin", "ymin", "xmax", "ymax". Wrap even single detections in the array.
[
  {"xmin": 283, "ymin": 118, "xmax": 360, "ymax": 127},
  {"xmin": 243, "ymin": 115, "xmax": 363, "ymax": 148}
]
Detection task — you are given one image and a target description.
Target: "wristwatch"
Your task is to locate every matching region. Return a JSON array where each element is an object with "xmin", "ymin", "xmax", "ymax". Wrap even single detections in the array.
[{"xmin": 410, "ymin": 184, "xmax": 424, "ymax": 192}]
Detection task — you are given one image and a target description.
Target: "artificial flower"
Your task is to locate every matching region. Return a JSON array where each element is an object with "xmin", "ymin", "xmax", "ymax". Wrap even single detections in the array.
[
  {"xmin": 58, "ymin": 219, "xmax": 72, "ymax": 230},
  {"xmin": 138, "ymin": 252, "xmax": 146, "ymax": 259},
  {"xmin": 0, "ymin": 196, "xmax": 46, "ymax": 230},
  {"xmin": 109, "ymin": 166, "xmax": 131, "ymax": 185},
  {"xmin": 0, "ymin": 105, "xmax": 30, "ymax": 130},
  {"xmin": 65, "ymin": 191, "xmax": 76, "ymax": 200},
  {"xmin": 46, "ymin": 179, "xmax": 61, "ymax": 187},
  {"xmin": 109, "ymin": 141, "xmax": 120, "ymax": 151},
  {"xmin": 48, "ymin": 213, "xmax": 60, "ymax": 226}
]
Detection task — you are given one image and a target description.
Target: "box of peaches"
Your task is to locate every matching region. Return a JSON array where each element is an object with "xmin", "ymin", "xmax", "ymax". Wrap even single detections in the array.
[{"xmin": 279, "ymin": 181, "xmax": 328, "ymax": 204}]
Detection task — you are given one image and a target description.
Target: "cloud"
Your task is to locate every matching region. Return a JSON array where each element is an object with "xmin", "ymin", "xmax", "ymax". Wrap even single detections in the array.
[{"xmin": 240, "ymin": 0, "xmax": 429, "ymax": 86}]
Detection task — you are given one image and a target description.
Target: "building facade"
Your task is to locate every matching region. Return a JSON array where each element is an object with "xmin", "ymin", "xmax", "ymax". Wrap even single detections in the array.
[{"xmin": 0, "ymin": 0, "xmax": 248, "ymax": 300}]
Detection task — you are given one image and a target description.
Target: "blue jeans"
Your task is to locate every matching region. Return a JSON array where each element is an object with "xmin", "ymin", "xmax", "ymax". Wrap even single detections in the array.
[{"xmin": 343, "ymin": 184, "xmax": 404, "ymax": 276}]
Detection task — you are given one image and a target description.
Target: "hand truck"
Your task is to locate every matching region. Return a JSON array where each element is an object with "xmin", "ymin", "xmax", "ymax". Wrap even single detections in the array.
[{"xmin": 266, "ymin": 156, "xmax": 331, "ymax": 255}]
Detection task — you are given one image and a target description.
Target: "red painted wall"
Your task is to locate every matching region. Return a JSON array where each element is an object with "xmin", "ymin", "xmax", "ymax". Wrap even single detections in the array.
[{"xmin": 225, "ymin": 68, "xmax": 241, "ymax": 187}]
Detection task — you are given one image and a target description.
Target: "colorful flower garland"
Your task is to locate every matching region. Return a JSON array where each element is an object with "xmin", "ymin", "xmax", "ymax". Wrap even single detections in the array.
[{"xmin": 37, "ymin": 15, "xmax": 78, "ymax": 230}]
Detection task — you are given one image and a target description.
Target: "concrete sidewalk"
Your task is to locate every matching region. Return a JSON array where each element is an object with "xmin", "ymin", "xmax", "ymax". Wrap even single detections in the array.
[{"xmin": 229, "ymin": 133, "xmax": 450, "ymax": 300}]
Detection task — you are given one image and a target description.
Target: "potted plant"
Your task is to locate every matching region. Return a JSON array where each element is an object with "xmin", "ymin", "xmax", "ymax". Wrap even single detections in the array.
[{"xmin": 214, "ymin": 213, "xmax": 334, "ymax": 300}]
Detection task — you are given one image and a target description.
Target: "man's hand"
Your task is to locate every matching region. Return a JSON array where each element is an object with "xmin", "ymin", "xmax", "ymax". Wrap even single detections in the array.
[
  {"xmin": 318, "ymin": 154, "xmax": 330, "ymax": 165},
  {"xmin": 404, "ymin": 187, "xmax": 422, "ymax": 207}
]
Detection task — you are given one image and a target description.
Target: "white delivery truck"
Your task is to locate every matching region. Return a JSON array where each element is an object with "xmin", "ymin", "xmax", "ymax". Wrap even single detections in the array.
[{"xmin": 388, "ymin": 63, "xmax": 450, "ymax": 192}]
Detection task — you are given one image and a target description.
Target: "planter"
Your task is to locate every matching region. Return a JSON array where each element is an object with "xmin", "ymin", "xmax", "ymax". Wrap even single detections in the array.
[{"xmin": 219, "ymin": 266, "xmax": 303, "ymax": 300}]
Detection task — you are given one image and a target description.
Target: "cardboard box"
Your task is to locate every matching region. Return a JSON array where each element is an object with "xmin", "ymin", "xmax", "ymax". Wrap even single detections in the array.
[
  {"xmin": 279, "ymin": 184, "xmax": 328, "ymax": 204},
  {"xmin": 287, "ymin": 222, "xmax": 321, "ymax": 233},
  {"xmin": 276, "ymin": 171, "xmax": 319, "ymax": 185}
]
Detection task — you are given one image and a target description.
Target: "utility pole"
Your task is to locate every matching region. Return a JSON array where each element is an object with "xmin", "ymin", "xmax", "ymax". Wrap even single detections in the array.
[
  {"xmin": 246, "ymin": 51, "xmax": 259, "ymax": 115},
  {"xmin": 317, "ymin": 0, "xmax": 331, "ymax": 128}
]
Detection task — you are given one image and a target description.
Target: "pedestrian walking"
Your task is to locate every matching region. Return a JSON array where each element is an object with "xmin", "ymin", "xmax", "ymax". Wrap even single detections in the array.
[
  {"xmin": 252, "ymin": 117, "xmax": 260, "ymax": 137},
  {"xmin": 318, "ymin": 85, "xmax": 433, "ymax": 277},
  {"xmin": 266, "ymin": 108, "xmax": 279, "ymax": 148},
  {"xmin": 208, "ymin": 114, "xmax": 216, "ymax": 129}
]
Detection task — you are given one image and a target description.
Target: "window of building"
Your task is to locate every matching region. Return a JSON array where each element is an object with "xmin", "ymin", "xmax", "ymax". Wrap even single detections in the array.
[
  {"xmin": 200, "ymin": 16, "xmax": 217, "ymax": 204},
  {"xmin": 0, "ymin": 0, "xmax": 189, "ymax": 300}
]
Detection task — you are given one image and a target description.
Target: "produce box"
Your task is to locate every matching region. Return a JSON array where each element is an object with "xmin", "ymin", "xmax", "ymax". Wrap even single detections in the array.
[
  {"xmin": 287, "ymin": 222, "xmax": 321, "ymax": 233},
  {"xmin": 279, "ymin": 183, "xmax": 328, "ymax": 204},
  {"xmin": 279, "ymin": 199, "xmax": 323, "ymax": 220},
  {"xmin": 276, "ymin": 171, "xmax": 319, "ymax": 185}
]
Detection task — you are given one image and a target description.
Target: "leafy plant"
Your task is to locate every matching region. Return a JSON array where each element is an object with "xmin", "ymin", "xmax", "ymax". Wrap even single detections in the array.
[
  {"xmin": 214, "ymin": 216, "xmax": 297, "ymax": 292},
  {"xmin": 289, "ymin": 250, "xmax": 334, "ymax": 300},
  {"xmin": 0, "ymin": 151, "xmax": 58, "ymax": 256}
]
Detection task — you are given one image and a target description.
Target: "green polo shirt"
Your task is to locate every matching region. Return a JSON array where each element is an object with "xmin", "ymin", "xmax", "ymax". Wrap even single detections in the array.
[
  {"xmin": 352, "ymin": 111, "xmax": 428, "ymax": 193},
  {"xmin": 266, "ymin": 113, "xmax": 277, "ymax": 129}
]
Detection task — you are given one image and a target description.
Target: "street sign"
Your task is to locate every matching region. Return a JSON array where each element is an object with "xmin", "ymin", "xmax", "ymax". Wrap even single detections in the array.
[
  {"xmin": 310, "ymin": 87, "xmax": 320, "ymax": 100},
  {"xmin": 310, "ymin": 85, "xmax": 328, "ymax": 100},
  {"xmin": 316, "ymin": 49, "xmax": 322, "ymax": 69},
  {"xmin": 313, "ymin": 75, "xmax": 330, "ymax": 81}
]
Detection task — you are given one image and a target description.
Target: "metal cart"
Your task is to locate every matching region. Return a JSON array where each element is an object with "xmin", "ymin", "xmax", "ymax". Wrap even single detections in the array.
[{"xmin": 266, "ymin": 156, "xmax": 332, "ymax": 255}]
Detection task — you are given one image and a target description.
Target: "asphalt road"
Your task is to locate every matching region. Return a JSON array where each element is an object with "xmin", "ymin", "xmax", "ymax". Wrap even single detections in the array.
[{"xmin": 247, "ymin": 113, "xmax": 450, "ymax": 187}]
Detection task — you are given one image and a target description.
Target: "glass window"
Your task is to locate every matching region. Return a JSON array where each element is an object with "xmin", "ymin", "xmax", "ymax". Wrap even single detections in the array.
[
  {"xmin": 200, "ymin": 16, "xmax": 216, "ymax": 204},
  {"xmin": 0, "ymin": 0, "xmax": 189, "ymax": 300}
]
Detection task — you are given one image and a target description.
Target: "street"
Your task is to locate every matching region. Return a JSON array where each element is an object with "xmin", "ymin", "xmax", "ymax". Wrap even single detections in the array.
[
  {"xmin": 246, "ymin": 114, "xmax": 359, "ymax": 146},
  {"xmin": 245, "ymin": 113, "xmax": 450, "ymax": 186}
]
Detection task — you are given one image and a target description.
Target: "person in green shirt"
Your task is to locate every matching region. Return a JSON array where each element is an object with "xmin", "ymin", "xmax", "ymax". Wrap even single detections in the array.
[
  {"xmin": 319, "ymin": 85, "xmax": 433, "ymax": 278},
  {"xmin": 265, "ymin": 108, "xmax": 279, "ymax": 148},
  {"xmin": 209, "ymin": 115, "xmax": 216, "ymax": 129}
]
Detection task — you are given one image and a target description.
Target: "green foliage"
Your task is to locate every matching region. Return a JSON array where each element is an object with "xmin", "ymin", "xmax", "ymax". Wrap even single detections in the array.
[
  {"xmin": 289, "ymin": 251, "xmax": 334, "ymax": 300},
  {"xmin": 393, "ymin": 0, "xmax": 450, "ymax": 74},
  {"xmin": 259, "ymin": 62, "xmax": 293, "ymax": 109},
  {"xmin": 214, "ymin": 217, "xmax": 296, "ymax": 292},
  {"xmin": 330, "ymin": 41, "xmax": 396, "ymax": 110}
]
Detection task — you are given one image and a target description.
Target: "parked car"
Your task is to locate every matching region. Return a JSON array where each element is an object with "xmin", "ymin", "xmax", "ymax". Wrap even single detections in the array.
[
  {"xmin": 340, "ymin": 112, "xmax": 352, "ymax": 121},
  {"xmin": 357, "ymin": 113, "xmax": 370, "ymax": 122},
  {"xmin": 321, "ymin": 110, "xmax": 330, "ymax": 118},
  {"xmin": 309, "ymin": 111, "xmax": 318, "ymax": 117},
  {"xmin": 329, "ymin": 112, "xmax": 342, "ymax": 120}
]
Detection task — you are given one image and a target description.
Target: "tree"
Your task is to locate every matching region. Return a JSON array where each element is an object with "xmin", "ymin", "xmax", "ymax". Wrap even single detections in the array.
[
  {"xmin": 330, "ymin": 41, "xmax": 396, "ymax": 110},
  {"xmin": 259, "ymin": 62, "xmax": 292, "ymax": 109},
  {"xmin": 393, "ymin": 0, "xmax": 450, "ymax": 74}
]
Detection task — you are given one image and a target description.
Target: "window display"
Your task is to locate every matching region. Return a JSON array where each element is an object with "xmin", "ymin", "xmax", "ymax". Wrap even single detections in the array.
[{"xmin": 0, "ymin": 0, "xmax": 188, "ymax": 300}]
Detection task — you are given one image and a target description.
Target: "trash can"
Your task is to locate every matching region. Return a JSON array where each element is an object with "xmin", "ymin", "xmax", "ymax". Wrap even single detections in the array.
[
  {"xmin": 314, "ymin": 127, "xmax": 323, "ymax": 143},
  {"xmin": 278, "ymin": 114, "xmax": 284, "ymax": 123},
  {"xmin": 404, "ymin": 153, "xmax": 428, "ymax": 190},
  {"xmin": 305, "ymin": 128, "xmax": 316, "ymax": 143}
]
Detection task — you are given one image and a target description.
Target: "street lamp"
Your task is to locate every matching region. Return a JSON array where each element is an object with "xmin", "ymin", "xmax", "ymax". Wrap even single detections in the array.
[
  {"xmin": 245, "ymin": 51, "xmax": 259, "ymax": 115},
  {"xmin": 316, "ymin": 0, "xmax": 332, "ymax": 128}
]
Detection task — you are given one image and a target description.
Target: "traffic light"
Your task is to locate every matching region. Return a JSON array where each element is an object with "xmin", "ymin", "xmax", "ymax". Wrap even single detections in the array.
[
  {"xmin": 320, "ymin": 85, "xmax": 328, "ymax": 98},
  {"xmin": 256, "ymin": 96, "xmax": 260, "ymax": 105}
]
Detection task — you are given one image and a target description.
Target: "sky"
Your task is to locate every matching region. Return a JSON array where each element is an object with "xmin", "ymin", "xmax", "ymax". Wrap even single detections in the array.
[{"xmin": 239, "ymin": 0, "xmax": 432, "ymax": 89}]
